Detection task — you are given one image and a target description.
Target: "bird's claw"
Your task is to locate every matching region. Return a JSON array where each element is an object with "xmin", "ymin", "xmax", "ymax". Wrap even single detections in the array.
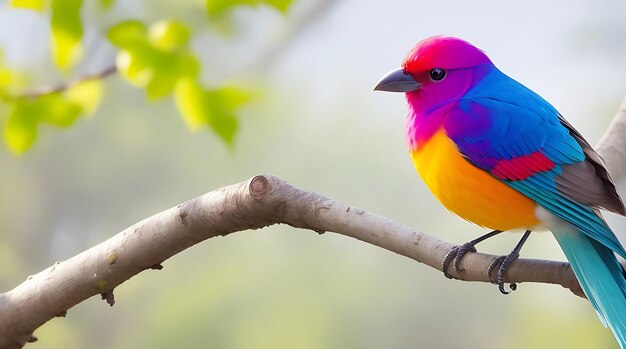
[
  {"xmin": 487, "ymin": 252, "xmax": 520, "ymax": 294},
  {"xmin": 487, "ymin": 255, "xmax": 505, "ymax": 284},
  {"xmin": 442, "ymin": 242, "xmax": 477, "ymax": 279}
]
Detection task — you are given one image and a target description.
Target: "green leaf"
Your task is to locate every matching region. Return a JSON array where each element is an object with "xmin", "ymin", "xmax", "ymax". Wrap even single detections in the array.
[
  {"xmin": 174, "ymin": 78, "xmax": 206, "ymax": 131},
  {"xmin": 4, "ymin": 101, "xmax": 38, "ymax": 155},
  {"xmin": 107, "ymin": 20, "xmax": 147, "ymax": 49},
  {"xmin": 145, "ymin": 52, "xmax": 199, "ymax": 100},
  {"xmin": 99, "ymin": 0, "xmax": 113, "ymax": 9},
  {"xmin": 206, "ymin": 96, "xmax": 238, "ymax": 146},
  {"xmin": 0, "ymin": 66, "xmax": 13, "ymax": 91},
  {"xmin": 39, "ymin": 94, "xmax": 82, "ymax": 127},
  {"xmin": 3, "ymin": 85, "xmax": 94, "ymax": 154},
  {"xmin": 179, "ymin": 53, "xmax": 200, "ymax": 78},
  {"xmin": 65, "ymin": 80, "xmax": 102, "ymax": 115},
  {"xmin": 148, "ymin": 20, "xmax": 191, "ymax": 52},
  {"xmin": 116, "ymin": 48, "xmax": 153, "ymax": 87},
  {"xmin": 206, "ymin": 0, "xmax": 293, "ymax": 17},
  {"xmin": 263, "ymin": 0, "xmax": 292, "ymax": 13},
  {"xmin": 10, "ymin": 94, "xmax": 82, "ymax": 128},
  {"xmin": 205, "ymin": 86, "xmax": 251, "ymax": 145},
  {"xmin": 51, "ymin": 0, "xmax": 83, "ymax": 72},
  {"xmin": 116, "ymin": 47, "xmax": 180, "ymax": 100},
  {"xmin": 216, "ymin": 85, "xmax": 253, "ymax": 110},
  {"xmin": 144, "ymin": 51, "xmax": 180, "ymax": 100},
  {"xmin": 111, "ymin": 20, "xmax": 198, "ymax": 100},
  {"xmin": 0, "ymin": 53, "xmax": 26, "ymax": 101},
  {"xmin": 174, "ymin": 77, "xmax": 250, "ymax": 146},
  {"xmin": 9, "ymin": 0, "xmax": 46, "ymax": 11},
  {"xmin": 145, "ymin": 71, "xmax": 178, "ymax": 100}
]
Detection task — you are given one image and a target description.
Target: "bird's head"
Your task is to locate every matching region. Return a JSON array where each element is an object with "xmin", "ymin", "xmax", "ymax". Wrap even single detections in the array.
[{"xmin": 375, "ymin": 36, "xmax": 493, "ymax": 110}]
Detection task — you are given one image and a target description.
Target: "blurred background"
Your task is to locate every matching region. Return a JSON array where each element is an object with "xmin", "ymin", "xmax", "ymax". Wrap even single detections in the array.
[{"xmin": 1, "ymin": 0, "xmax": 626, "ymax": 348}]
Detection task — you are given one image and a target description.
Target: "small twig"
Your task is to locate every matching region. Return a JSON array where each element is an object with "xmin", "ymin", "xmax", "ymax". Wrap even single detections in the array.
[{"xmin": 18, "ymin": 65, "xmax": 117, "ymax": 99}]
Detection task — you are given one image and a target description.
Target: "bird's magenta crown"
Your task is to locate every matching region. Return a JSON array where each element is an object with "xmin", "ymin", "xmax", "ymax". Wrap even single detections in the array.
[{"xmin": 402, "ymin": 36, "xmax": 492, "ymax": 74}]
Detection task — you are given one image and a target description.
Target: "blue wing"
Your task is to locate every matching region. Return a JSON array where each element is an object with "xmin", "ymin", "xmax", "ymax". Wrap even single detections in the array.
[{"xmin": 444, "ymin": 68, "xmax": 626, "ymax": 258}]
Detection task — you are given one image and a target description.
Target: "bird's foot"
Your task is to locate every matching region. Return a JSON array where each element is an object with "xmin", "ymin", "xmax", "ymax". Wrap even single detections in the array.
[
  {"xmin": 442, "ymin": 242, "xmax": 477, "ymax": 279},
  {"xmin": 441, "ymin": 230, "xmax": 503, "ymax": 279},
  {"xmin": 487, "ymin": 251, "xmax": 520, "ymax": 294},
  {"xmin": 487, "ymin": 230, "xmax": 531, "ymax": 294}
]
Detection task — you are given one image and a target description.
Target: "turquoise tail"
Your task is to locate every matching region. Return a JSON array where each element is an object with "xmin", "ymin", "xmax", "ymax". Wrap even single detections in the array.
[{"xmin": 553, "ymin": 227, "xmax": 626, "ymax": 348}]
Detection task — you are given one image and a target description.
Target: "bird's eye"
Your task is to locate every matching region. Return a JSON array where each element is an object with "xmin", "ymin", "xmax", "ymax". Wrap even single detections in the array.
[{"xmin": 429, "ymin": 68, "xmax": 446, "ymax": 81}]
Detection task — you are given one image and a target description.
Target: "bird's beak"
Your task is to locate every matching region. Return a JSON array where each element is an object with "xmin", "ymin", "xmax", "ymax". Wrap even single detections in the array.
[{"xmin": 374, "ymin": 68, "xmax": 422, "ymax": 92}]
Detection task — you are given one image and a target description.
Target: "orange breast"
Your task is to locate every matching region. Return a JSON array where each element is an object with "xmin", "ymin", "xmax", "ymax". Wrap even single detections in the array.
[{"xmin": 410, "ymin": 129, "xmax": 540, "ymax": 231}]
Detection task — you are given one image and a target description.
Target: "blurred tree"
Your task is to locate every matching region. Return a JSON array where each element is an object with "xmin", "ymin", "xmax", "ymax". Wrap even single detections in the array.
[{"xmin": 0, "ymin": 0, "xmax": 293, "ymax": 155}]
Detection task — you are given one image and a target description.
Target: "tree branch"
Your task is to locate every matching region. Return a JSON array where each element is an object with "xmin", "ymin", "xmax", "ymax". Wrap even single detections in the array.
[
  {"xmin": 18, "ymin": 66, "xmax": 117, "ymax": 99},
  {"xmin": 0, "ymin": 97, "xmax": 625, "ymax": 348},
  {"xmin": 596, "ymin": 97, "xmax": 626, "ymax": 181}
]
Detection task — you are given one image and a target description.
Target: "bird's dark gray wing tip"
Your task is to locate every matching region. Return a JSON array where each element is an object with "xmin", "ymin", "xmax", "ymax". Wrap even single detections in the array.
[{"xmin": 557, "ymin": 115, "xmax": 626, "ymax": 216}]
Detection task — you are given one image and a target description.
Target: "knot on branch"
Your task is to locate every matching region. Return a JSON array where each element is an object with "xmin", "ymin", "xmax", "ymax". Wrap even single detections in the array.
[{"xmin": 249, "ymin": 175, "xmax": 271, "ymax": 199}]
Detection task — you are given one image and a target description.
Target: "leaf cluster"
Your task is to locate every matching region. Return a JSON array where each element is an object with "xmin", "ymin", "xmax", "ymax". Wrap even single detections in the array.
[{"xmin": 1, "ymin": 0, "xmax": 293, "ymax": 154}]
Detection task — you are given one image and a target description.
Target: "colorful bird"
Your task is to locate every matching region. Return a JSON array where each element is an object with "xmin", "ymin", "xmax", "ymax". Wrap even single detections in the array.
[{"xmin": 374, "ymin": 36, "xmax": 626, "ymax": 347}]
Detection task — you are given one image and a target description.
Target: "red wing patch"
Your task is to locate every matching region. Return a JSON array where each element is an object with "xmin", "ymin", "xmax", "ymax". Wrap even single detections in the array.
[{"xmin": 491, "ymin": 152, "xmax": 555, "ymax": 180}]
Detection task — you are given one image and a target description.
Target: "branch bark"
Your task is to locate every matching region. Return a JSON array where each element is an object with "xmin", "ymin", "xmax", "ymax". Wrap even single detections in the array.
[{"xmin": 0, "ymin": 97, "xmax": 625, "ymax": 348}]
